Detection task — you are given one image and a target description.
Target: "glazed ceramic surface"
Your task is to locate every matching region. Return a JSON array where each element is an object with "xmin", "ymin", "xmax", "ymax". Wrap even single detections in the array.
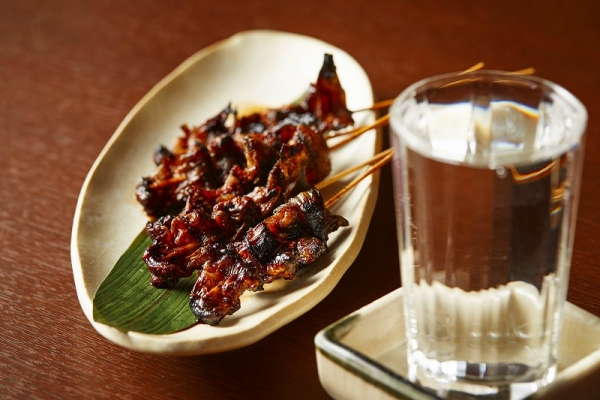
[{"xmin": 71, "ymin": 30, "xmax": 380, "ymax": 355}]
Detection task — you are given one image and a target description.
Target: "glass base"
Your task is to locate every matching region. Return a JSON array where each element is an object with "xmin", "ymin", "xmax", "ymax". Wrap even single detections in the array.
[{"xmin": 409, "ymin": 360, "xmax": 556, "ymax": 399}]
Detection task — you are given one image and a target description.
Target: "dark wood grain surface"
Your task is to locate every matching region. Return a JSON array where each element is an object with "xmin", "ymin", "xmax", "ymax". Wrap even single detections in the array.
[{"xmin": 2, "ymin": 1, "xmax": 599, "ymax": 398}]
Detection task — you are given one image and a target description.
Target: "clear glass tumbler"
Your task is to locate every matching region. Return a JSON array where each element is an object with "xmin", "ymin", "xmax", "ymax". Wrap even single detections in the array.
[{"xmin": 389, "ymin": 71, "xmax": 587, "ymax": 399}]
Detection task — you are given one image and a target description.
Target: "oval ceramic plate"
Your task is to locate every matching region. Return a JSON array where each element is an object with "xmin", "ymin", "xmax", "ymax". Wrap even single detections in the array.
[{"xmin": 71, "ymin": 30, "xmax": 381, "ymax": 355}]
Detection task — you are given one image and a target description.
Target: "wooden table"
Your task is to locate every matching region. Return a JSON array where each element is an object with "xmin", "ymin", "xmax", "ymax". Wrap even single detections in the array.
[{"xmin": 2, "ymin": 1, "xmax": 599, "ymax": 398}]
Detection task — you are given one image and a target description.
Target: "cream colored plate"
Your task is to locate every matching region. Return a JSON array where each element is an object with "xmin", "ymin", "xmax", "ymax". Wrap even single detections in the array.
[{"xmin": 71, "ymin": 30, "xmax": 380, "ymax": 355}]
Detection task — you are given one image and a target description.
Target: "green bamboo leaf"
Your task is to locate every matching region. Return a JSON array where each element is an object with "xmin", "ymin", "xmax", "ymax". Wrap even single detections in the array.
[{"xmin": 93, "ymin": 229, "xmax": 198, "ymax": 334}]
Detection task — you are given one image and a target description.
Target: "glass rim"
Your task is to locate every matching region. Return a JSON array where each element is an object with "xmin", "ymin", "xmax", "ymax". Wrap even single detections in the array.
[{"xmin": 389, "ymin": 70, "xmax": 588, "ymax": 167}]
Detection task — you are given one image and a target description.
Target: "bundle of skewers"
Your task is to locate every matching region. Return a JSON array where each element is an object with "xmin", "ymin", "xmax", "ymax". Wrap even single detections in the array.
[{"xmin": 135, "ymin": 54, "xmax": 391, "ymax": 326}]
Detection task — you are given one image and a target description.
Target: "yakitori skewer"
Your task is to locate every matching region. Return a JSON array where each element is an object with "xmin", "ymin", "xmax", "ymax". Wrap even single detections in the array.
[{"xmin": 189, "ymin": 148, "xmax": 394, "ymax": 325}]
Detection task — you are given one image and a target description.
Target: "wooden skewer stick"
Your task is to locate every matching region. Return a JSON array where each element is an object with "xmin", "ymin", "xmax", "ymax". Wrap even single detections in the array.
[
  {"xmin": 325, "ymin": 149, "xmax": 393, "ymax": 208},
  {"xmin": 458, "ymin": 61, "xmax": 485, "ymax": 74},
  {"xmin": 351, "ymin": 63, "xmax": 486, "ymax": 114},
  {"xmin": 352, "ymin": 99, "xmax": 394, "ymax": 113},
  {"xmin": 315, "ymin": 148, "xmax": 393, "ymax": 190},
  {"xmin": 327, "ymin": 114, "xmax": 390, "ymax": 151},
  {"xmin": 440, "ymin": 67, "xmax": 535, "ymax": 88},
  {"xmin": 330, "ymin": 63, "xmax": 532, "ymax": 150},
  {"xmin": 508, "ymin": 155, "xmax": 566, "ymax": 184},
  {"xmin": 507, "ymin": 67, "xmax": 536, "ymax": 75}
]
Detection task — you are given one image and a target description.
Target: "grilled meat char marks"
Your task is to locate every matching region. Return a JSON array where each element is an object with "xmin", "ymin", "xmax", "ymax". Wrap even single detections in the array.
[
  {"xmin": 137, "ymin": 54, "xmax": 354, "ymax": 324},
  {"xmin": 189, "ymin": 189, "xmax": 349, "ymax": 326},
  {"xmin": 144, "ymin": 211, "xmax": 224, "ymax": 288},
  {"xmin": 136, "ymin": 54, "xmax": 352, "ymax": 219},
  {"xmin": 143, "ymin": 133, "xmax": 317, "ymax": 288},
  {"xmin": 144, "ymin": 186, "xmax": 281, "ymax": 288},
  {"xmin": 136, "ymin": 112, "xmax": 331, "ymax": 218},
  {"xmin": 135, "ymin": 109, "xmax": 231, "ymax": 218},
  {"xmin": 305, "ymin": 54, "xmax": 354, "ymax": 132},
  {"xmin": 234, "ymin": 54, "xmax": 352, "ymax": 136}
]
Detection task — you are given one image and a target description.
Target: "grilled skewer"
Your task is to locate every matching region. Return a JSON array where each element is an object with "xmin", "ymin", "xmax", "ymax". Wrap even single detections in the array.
[{"xmin": 137, "ymin": 53, "xmax": 395, "ymax": 325}]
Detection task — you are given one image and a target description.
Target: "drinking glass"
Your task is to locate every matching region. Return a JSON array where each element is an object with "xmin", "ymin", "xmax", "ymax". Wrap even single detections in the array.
[{"xmin": 389, "ymin": 71, "xmax": 587, "ymax": 399}]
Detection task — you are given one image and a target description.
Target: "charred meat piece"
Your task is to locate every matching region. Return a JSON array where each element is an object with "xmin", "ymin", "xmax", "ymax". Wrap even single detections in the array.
[
  {"xmin": 135, "ymin": 106, "xmax": 235, "ymax": 217},
  {"xmin": 291, "ymin": 125, "xmax": 331, "ymax": 185},
  {"xmin": 143, "ymin": 133, "xmax": 317, "ymax": 289},
  {"xmin": 143, "ymin": 210, "xmax": 224, "ymax": 288},
  {"xmin": 304, "ymin": 53, "xmax": 354, "ymax": 132},
  {"xmin": 189, "ymin": 189, "xmax": 349, "ymax": 326},
  {"xmin": 135, "ymin": 143, "xmax": 215, "ymax": 217},
  {"xmin": 236, "ymin": 105, "xmax": 319, "ymax": 135},
  {"xmin": 235, "ymin": 54, "xmax": 354, "ymax": 135},
  {"xmin": 136, "ymin": 117, "xmax": 333, "ymax": 218},
  {"xmin": 233, "ymin": 133, "xmax": 281, "ymax": 188},
  {"xmin": 143, "ymin": 186, "xmax": 281, "ymax": 288},
  {"xmin": 136, "ymin": 54, "xmax": 352, "ymax": 218}
]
